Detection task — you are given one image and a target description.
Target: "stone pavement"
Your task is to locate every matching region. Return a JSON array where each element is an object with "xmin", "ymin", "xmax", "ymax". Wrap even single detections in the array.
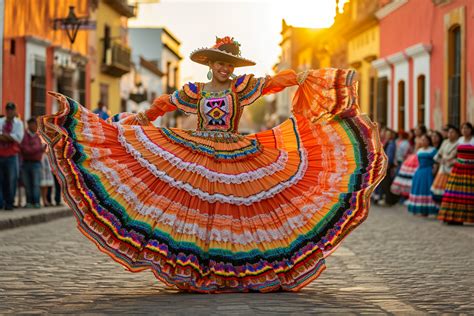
[
  {"xmin": 0, "ymin": 205, "xmax": 473, "ymax": 315},
  {"xmin": 0, "ymin": 204, "xmax": 71, "ymax": 231}
]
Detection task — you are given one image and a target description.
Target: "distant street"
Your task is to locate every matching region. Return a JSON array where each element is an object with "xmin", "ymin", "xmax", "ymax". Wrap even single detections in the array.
[{"xmin": 1, "ymin": 205, "xmax": 473, "ymax": 314}]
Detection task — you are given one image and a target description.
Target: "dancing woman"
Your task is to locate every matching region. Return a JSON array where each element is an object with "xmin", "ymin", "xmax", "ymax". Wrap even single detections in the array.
[{"xmin": 38, "ymin": 37, "xmax": 387, "ymax": 292}]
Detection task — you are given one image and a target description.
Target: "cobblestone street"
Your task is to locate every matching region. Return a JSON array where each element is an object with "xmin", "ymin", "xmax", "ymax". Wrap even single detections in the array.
[{"xmin": 1, "ymin": 205, "xmax": 473, "ymax": 315}]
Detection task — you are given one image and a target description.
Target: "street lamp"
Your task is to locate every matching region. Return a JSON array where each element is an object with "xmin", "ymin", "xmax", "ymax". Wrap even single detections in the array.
[{"xmin": 53, "ymin": 6, "xmax": 90, "ymax": 45}]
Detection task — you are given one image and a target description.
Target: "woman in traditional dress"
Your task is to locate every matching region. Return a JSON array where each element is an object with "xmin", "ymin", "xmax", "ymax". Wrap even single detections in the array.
[
  {"xmin": 407, "ymin": 134, "xmax": 438, "ymax": 216},
  {"xmin": 38, "ymin": 37, "xmax": 387, "ymax": 293},
  {"xmin": 431, "ymin": 126, "xmax": 459, "ymax": 202},
  {"xmin": 438, "ymin": 122, "xmax": 474, "ymax": 225},
  {"xmin": 391, "ymin": 125, "xmax": 426, "ymax": 199}
]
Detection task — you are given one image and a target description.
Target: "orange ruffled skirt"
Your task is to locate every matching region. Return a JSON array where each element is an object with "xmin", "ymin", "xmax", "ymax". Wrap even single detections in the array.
[{"xmin": 38, "ymin": 69, "xmax": 387, "ymax": 292}]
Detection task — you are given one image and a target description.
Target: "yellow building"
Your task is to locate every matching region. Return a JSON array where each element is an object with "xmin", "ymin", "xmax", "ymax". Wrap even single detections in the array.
[
  {"xmin": 89, "ymin": 0, "xmax": 135, "ymax": 114},
  {"xmin": 344, "ymin": 0, "xmax": 380, "ymax": 118}
]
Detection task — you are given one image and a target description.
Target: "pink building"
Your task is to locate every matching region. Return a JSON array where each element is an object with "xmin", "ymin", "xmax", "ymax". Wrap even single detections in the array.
[{"xmin": 372, "ymin": 0, "xmax": 474, "ymax": 130}]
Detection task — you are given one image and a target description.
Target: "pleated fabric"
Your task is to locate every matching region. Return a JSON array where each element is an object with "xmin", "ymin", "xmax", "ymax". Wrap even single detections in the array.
[
  {"xmin": 38, "ymin": 68, "xmax": 387, "ymax": 292},
  {"xmin": 438, "ymin": 144, "xmax": 474, "ymax": 223}
]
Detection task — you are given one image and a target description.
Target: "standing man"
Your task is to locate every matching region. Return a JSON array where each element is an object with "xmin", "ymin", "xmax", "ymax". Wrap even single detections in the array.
[
  {"xmin": 20, "ymin": 117, "xmax": 44, "ymax": 208},
  {"xmin": 0, "ymin": 102, "xmax": 24, "ymax": 210}
]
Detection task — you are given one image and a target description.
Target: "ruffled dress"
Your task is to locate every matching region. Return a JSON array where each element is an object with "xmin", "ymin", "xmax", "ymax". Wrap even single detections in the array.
[
  {"xmin": 38, "ymin": 68, "xmax": 387, "ymax": 293},
  {"xmin": 430, "ymin": 139, "xmax": 458, "ymax": 202},
  {"xmin": 438, "ymin": 137, "xmax": 474, "ymax": 223},
  {"xmin": 407, "ymin": 147, "xmax": 438, "ymax": 215},
  {"xmin": 390, "ymin": 153, "xmax": 419, "ymax": 198}
]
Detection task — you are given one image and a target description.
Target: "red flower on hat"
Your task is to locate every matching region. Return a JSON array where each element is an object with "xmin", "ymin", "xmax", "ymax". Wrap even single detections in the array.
[{"xmin": 213, "ymin": 36, "xmax": 241, "ymax": 49}]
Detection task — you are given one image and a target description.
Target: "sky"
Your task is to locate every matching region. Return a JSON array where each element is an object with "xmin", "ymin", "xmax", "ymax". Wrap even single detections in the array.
[{"xmin": 129, "ymin": 0, "xmax": 346, "ymax": 85}]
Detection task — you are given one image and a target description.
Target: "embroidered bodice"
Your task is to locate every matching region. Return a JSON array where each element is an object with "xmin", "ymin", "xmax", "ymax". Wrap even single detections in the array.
[{"xmin": 170, "ymin": 75, "xmax": 266, "ymax": 133}]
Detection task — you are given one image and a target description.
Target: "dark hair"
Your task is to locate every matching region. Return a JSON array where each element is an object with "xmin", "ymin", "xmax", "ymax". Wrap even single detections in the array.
[
  {"xmin": 431, "ymin": 131, "xmax": 443, "ymax": 149},
  {"xmin": 417, "ymin": 125, "xmax": 427, "ymax": 135},
  {"xmin": 5, "ymin": 102, "xmax": 16, "ymax": 110},
  {"xmin": 398, "ymin": 130, "xmax": 409, "ymax": 139},
  {"xmin": 421, "ymin": 134, "xmax": 433, "ymax": 147},
  {"xmin": 461, "ymin": 122, "xmax": 473, "ymax": 133},
  {"xmin": 448, "ymin": 125, "xmax": 460, "ymax": 135},
  {"xmin": 27, "ymin": 117, "xmax": 37, "ymax": 124}
]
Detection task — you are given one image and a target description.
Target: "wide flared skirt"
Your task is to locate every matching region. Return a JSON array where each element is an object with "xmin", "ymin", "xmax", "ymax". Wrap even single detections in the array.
[
  {"xmin": 431, "ymin": 171, "xmax": 449, "ymax": 203},
  {"xmin": 407, "ymin": 167, "xmax": 438, "ymax": 215},
  {"xmin": 38, "ymin": 91, "xmax": 386, "ymax": 293},
  {"xmin": 438, "ymin": 145, "xmax": 474, "ymax": 223},
  {"xmin": 391, "ymin": 154, "xmax": 418, "ymax": 198}
]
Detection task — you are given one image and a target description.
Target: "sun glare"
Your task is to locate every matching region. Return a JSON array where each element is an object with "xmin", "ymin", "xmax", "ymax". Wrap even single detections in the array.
[{"xmin": 274, "ymin": 0, "xmax": 341, "ymax": 29}]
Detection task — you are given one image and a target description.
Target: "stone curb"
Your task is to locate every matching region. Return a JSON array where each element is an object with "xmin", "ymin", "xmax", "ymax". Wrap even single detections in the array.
[{"xmin": 0, "ymin": 207, "xmax": 72, "ymax": 231}]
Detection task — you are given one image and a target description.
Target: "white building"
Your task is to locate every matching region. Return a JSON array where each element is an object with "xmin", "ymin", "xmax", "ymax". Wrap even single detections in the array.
[{"xmin": 122, "ymin": 27, "xmax": 182, "ymax": 126}]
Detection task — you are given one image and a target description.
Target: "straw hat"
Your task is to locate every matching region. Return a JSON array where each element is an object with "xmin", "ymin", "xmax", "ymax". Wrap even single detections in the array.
[{"xmin": 190, "ymin": 36, "xmax": 256, "ymax": 67}]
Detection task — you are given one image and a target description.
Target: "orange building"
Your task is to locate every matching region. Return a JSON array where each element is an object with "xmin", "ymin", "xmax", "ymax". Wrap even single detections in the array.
[{"xmin": 1, "ymin": 0, "xmax": 90, "ymax": 119}]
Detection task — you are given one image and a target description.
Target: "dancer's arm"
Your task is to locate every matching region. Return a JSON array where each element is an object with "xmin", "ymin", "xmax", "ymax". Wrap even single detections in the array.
[
  {"xmin": 113, "ymin": 80, "xmax": 202, "ymax": 125},
  {"xmin": 111, "ymin": 94, "xmax": 177, "ymax": 125}
]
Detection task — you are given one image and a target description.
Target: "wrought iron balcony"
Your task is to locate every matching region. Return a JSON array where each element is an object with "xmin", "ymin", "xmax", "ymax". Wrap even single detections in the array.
[{"xmin": 101, "ymin": 41, "xmax": 131, "ymax": 77}]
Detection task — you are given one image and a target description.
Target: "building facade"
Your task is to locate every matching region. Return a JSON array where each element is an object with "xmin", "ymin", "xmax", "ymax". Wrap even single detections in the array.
[
  {"xmin": 373, "ymin": 0, "xmax": 474, "ymax": 130},
  {"xmin": 89, "ymin": 0, "xmax": 135, "ymax": 114},
  {"xmin": 343, "ymin": 0, "xmax": 380, "ymax": 119},
  {"xmin": 2, "ymin": 0, "xmax": 90, "ymax": 119},
  {"xmin": 125, "ymin": 27, "xmax": 182, "ymax": 127}
]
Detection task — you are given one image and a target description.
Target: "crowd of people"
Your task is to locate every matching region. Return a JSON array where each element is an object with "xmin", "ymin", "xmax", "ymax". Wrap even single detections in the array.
[
  {"xmin": 0, "ymin": 102, "xmax": 62, "ymax": 211},
  {"xmin": 375, "ymin": 121, "xmax": 474, "ymax": 225}
]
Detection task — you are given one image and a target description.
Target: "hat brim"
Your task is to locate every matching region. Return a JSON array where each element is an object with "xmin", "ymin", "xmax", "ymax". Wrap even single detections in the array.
[{"xmin": 190, "ymin": 48, "xmax": 256, "ymax": 67}]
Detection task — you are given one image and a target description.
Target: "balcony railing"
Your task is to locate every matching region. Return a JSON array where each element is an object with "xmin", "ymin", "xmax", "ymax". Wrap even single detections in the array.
[{"xmin": 101, "ymin": 41, "xmax": 131, "ymax": 77}]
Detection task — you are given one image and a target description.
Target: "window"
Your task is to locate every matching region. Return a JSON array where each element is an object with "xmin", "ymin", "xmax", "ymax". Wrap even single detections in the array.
[
  {"xmin": 417, "ymin": 75, "xmax": 426, "ymax": 126},
  {"xmin": 78, "ymin": 66, "xmax": 86, "ymax": 106},
  {"xmin": 100, "ymin": 83, "xmax": 109, "ymax": 109},
  {"xmin": 376, "ymin": 77, "xmax": 388, "ymax": 127},
  {"xmin": 103, "ymin": 25, "xmax": 111, "ymax": 64},
  {"xmin": 369, "ymin": 77, "xmax": 375, "ymax": 120},
  {"xmin": 398, "ymin": 80, "xmax": 405, "ymax": 131},
  {"xmin": 10, "ymin": 39, "xmax": 15, "ymax": 55},
  {"xmin": 31, "ymin": 59, "xmax": 46, "ymax": 116},
  {"xmin": 448, "ymin": 25, "xmax": 461, "ymax": 127},
  {"xmin": 57, "ymin": 68, "xmax": 74, "ymax": 98}
]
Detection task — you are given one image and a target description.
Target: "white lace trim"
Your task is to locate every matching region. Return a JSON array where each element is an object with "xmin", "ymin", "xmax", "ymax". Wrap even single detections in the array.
[
  {"xmin": 132, "ymin": 126, "xmax": 288, "ymax": 184},
  {"xmin": 81, "ymin": 109, "xmax": 106, "ymax": 144},
  {"xmin": 115, "ymin": 124, "xmax": 308, "ymax": 205},
  {"xmin": 88, "ymin": 154, "xmax": 337, "ymax": 245}
]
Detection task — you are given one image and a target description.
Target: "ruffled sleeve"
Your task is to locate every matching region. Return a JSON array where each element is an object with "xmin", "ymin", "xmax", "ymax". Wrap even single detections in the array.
[
  {"xmin": 234, "ymin": 74, "xmax": 267, "ymax": 107},
  {"xmin": 291, "ymin": 68, "xmax": 359, "ymax": 123},
  {"xmin": 110, "ymin": 94, "xmax": 177, "ymax": 126},
  {"xmin": 170, "ymin": 82, "xmax": 200, "ymax": 115}
]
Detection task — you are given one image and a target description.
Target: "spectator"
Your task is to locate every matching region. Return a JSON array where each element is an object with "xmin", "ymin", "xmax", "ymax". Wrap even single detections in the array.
[
  {"xmin": 20, "ymin": 117, "xmax": 44, "ymax": 208},
  {"xmin": 93, "ymin": 100, "xmax": 110, "ymax": 120},
  {"xmin": 431, "ymin": 126, "xmax": 460, "ymax": 202},
  {"xmin": 438, "ymin": 122, "xmax": 474, "ymax": 224},
  {"xmin": 379, "ymin": 129, "xmax": 399, "ymax": 205},
  {"xmin": 395, "ymin": 131, "xmax": 411, "ymax": 174},
  {"xmin": 431, "ymin": 130, "xmax": 443, "ymax": 150},
  {"xmin": 0, "ymin": 102, "xmax": 24, "ymax": 210},
  {"xmin": 407, "ymin": 134, "xmax": 438, "ymax": 216},
  {"xmin": 391, "ymin": 125, "xmax": 427, "ymax": 199},
  {"xmin": 40, "ymin": 150, "xmax": 55, "ymax": 207}
]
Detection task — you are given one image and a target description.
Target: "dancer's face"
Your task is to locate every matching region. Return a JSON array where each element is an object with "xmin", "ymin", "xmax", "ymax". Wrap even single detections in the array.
[{"xmin": 209, "ymin": 60, "xmax": 235, "ymax": 83}]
